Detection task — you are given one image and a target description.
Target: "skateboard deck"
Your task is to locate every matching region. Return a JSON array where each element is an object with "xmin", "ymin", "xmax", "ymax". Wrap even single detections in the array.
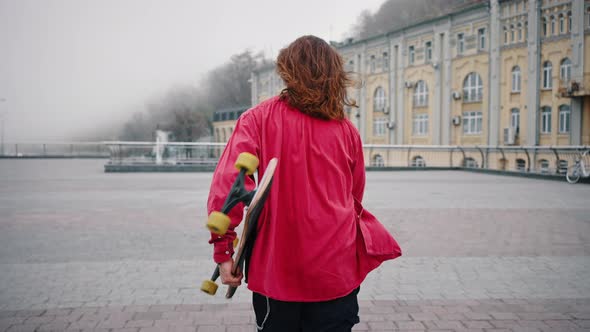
[
  {"xmin": 226, "ymin": 157, "xmax": 277, "ymax": 298},
  {"xmin": 201, "ymin": 155, "xmax": 277, "ymax": 299}
]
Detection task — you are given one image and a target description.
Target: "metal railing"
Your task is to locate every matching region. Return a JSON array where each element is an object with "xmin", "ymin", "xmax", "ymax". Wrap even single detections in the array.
[
  {"xmin": 363, "ymin": 144, "xmax": 590, "ymax": 176},
  {"xmin": 101, "ymin": 141, "xmax": 590, "ymax": 177},
  {"xmin": 3, "ymin": 141, "xmax": 588, "ymax": 178},
  {"xmin": 0, "ymin": 142, "xmax": 109, "ymax": 158},
  {"xmin": 104, "ymin": 141, "xmax": 225, "ymax": 166}
]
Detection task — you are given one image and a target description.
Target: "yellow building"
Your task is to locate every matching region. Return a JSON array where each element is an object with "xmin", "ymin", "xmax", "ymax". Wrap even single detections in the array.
[{"xmin": 244, "ymin": 0, "xmax": 590, "ymax": 170}]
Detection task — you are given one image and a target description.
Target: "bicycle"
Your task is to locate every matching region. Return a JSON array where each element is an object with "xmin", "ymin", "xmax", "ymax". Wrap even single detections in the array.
[{"xmin": 566, "ymin": 149, "xmax": 590, "ymax": 184}]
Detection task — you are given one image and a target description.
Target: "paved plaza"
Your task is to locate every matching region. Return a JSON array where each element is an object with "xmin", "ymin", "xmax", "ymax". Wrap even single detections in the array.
[{"xmin": 0, "ymin": 159, "xmax": 589, "ymax": 331}]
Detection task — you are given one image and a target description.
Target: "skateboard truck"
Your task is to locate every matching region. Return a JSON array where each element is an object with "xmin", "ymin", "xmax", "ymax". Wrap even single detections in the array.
[{"xmin": 206, "ymin": 152, "xmax": 259, "ymax": 235}]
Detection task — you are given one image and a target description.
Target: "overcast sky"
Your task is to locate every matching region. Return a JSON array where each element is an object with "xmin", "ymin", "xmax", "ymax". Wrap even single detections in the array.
[{"xmin": 0, "ymin": 0, "xmax": 384, "ymax": 142}]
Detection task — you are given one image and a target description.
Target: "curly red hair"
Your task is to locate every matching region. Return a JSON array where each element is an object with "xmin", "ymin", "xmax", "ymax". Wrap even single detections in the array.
[{"xmin": 276, "ymin": 35, "xmax": 357, "ymax": 120}]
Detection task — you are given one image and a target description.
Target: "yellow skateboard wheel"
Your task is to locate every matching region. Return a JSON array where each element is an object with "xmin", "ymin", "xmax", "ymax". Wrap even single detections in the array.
[
  {"xmin": 200, "ymin": 279, "xmax": 218, "ymax": 295},
  {"xmin": 207, "ymin": 212, "xmax": 231, "ymax": 235},
  {"xmin": 235, "ymin": 152, "xmax": 259, "ymax": 175},
  {"xmin": 233, "ymin": 237, "xmax": 239, "ymax": 248}
]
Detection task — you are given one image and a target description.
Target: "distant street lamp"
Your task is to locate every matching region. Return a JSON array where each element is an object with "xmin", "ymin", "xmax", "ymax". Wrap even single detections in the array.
[{"xmin": 0, "ymin": 98, "xmax": 6, "ymax": 156}]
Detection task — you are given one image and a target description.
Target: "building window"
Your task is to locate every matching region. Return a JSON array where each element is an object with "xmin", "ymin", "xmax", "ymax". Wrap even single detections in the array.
[
  {"xmin": 512, "ymin": 66, "xmax": 521, "ymax": 92},
  {"xmin": 374, "ymin": 87, "xmax": 386, "ymax": 112},
  {"xmin": 372, "ymin": 154, "xmax": 384, "ymax": 167},
  {"xmin": 413, "ymin": 80, "xmax": 428, "ymax": 107},
  {"xmin": 542, "ymin": 61, "xmax": 553, "ymax": 89},
  {"xmin": 511, "ymin": 108, "xmax": 520, "ymax": 134},
  {"xmin": 539, "ymin": 159, "xmax": 550, "ymax": 174},
  {"xmin": 413, "ymin": 114, "xmax": 429, "ymax": 136},
  {"xmin": 411, "ymin": 156, "xmax": 426, "ymax": 167},
  {"xmin": 478, "ymin": 28, "xmax": 486, "ymax": 50},
  {"xmin": 588, "ymin": 7, "xmax": 590, "ymax": 28},
  {"xmin": 457, "ymin": 33, "xmax": 464, "ymax": 54},
  {"xmin": 516, "ymin": 159, "xmax": 526, "ymax": 171},
  {"xmin": 383, "ymin": 52, "xmax": 389, "ymax": 70},
  {"xmin": 541, "ymin": 106, "xmax": 552, "ymax": 134},
  {"xmin": 409, "ymin": 46, "xmax": 415, "ymax": 65},
  {"xmin": 463, "ymin": 157, "xmax": 478, "ymax": 168},
  {"xmin": 370, "ymin": 55, "xmax": 376, "ymax": 73},
  {"xmin": 525, "ymin": 21, "xmax": 528, "ymax": 40},
  {"xmin": 373, "ymin": 118, "xmax": 387, "ymax": 137},
  {"xmin": 463, "ymin": 72, "xmax": 483, "ymax": 102},
  {"xmin": 462, "ymin": 111, "xmax": 483, "ymax": 134},
  {"xmin": 510, "ymin": 24, "xmax": 515, "ymax": 42},
  {"xmin": 559, "ymin": 104, "xmax": 571, "ymax": 133},
  {"xmin": 425, "ymin": 41, "xmax": 432, "ymax": 62},
  {"xmin": 504, "ymin": 26, "xmax": 508, "ymax": 44},
  {"xmin": 568, "ymin": 11, "xmax": 572, "ymax": 32},
  {"xmin": 542, "ymin": 17, "xmax": 547, "ymax": 36},
  {"xmin": 559, "ymin": 14, "xmax": 565, "ymax": 34},
  {"xmin": 517, "ymin": 23, "xmax": 523, "ymax": 41},
  {"xmin": 560, "ymin": 58, "xmax": 572, "ymax": 82},
  {"xmin": 550, "ymin": 15, "xmax": 556, "ymax": 35}
]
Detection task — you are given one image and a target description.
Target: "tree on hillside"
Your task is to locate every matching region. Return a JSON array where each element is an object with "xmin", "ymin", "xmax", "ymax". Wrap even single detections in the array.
[
  {"xmin": 351, "ymin": 0, "xmax": 484, "ymax": 39},
  {"xmin": 119, "ymin": 50, "xmax": 269, "ymax": 141}
]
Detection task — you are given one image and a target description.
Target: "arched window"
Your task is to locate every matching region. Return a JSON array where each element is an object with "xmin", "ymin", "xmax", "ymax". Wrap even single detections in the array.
[
  {"xmin": 538, "ymin": 159, "xmax": 550, "ymax": 174},
  {"xmin": 517, "ymin": 23, "xmax": 523, "ymax": 41},
  {"xmin": 559, "ymin": 14, "xmax": 565, "ymax": 34},
  {"xmin": 374, "ymin": 87, "xmax": 386, "ymax": 112},
  {"xmin": 525, "ymin": 21, "xmax": 528, "ymax": 40},
  {"xmin": 370, "ymin": 55, "xmax": 376, "ymax": 73},
  {"xmin": 511, "ymin": 108, "xmax": 520, "ymax": 134},
  {"xmin": 463, "ymin": 72, "xmax": 483, "ymax": 102},
  {"xmin": 550, "ymin": 15, "xmax": 556, "ymax": 35},
  {"xmin": 542, "ymin": 61, "xmax": 553, "ymax": 89},
  {"xmin": 567, "ymin": 11, "xmax": 571, "ymax": 32},
  {"xmin": 411, "ymin": 156, "xmax": 426, "ymax": 167},
  {"xmin": 559, "ymin": 104, "xmax": 571, "ymax": 133},
  {"xmin": 542, "ymin": 17, "xmax": 547, "ymax": 36},
  {"xmin": 413, "ymin": 81, "xmax": 428, "ymax": 107},
  {"xmin": 510, "ymin": 24, "xmax": 515, "ymax": 42},
  {"xmin": 560, "ymin": 58, "xmax": 572, "ymax": 82},
  {"xmin": 512, "ymin": 66, "xmax": 521, "ymax": 92},
  {"xmin": 504, "ymin": 26, "xmax": 508, "ymax": 44},
  {"xmin": 540, "ymin": 106, "xmax": 552, "ymax": 134},
  {"xmin": 516, "ymin": 158, "xmax": 526, "ymax": 171},
  {"xmin": 372, "ymin": 154, "xmax": 384, "ymax": 167}
]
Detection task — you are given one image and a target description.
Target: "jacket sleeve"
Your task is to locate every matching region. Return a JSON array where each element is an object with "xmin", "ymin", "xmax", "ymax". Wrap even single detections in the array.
[
  {"xmin": 351, "ymin": 127, "xmax": 366, "ymax": 206},
  {"xmin": 206, "ymin": 111, "xmax": 259, "ymax": 263}
]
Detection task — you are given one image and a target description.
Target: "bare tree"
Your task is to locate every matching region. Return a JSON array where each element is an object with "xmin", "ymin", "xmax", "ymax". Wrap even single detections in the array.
[{"xmin": 118, "ymin": 50, "xmax": 268, "ymax": 141}]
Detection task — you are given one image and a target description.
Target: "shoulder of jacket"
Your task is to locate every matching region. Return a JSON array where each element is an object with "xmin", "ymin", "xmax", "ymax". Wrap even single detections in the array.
[{"xmin": 243, "ymin": 96, "xmax": 282, "ymax": 118}]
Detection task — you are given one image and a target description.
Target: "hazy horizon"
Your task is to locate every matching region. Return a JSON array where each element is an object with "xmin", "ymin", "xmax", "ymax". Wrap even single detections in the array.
[{"xmin": 0, "ymin": 0, "xmax": 384, "ymax": 142}]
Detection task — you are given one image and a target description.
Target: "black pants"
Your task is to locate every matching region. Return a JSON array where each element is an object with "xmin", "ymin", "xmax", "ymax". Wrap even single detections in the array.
[{"xmin": 252, "ymin": 288, "xmax": 360, "ymax": 332}]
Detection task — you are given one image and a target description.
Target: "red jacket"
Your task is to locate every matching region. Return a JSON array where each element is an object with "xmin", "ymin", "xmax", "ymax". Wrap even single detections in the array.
[{"xmin": 207, "ymin": 96, "xmax": 401, "ymax": 302}]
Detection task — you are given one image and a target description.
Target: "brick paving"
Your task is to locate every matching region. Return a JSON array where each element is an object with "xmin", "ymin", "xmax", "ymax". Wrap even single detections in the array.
[{"xmin": 1, "ymin": 160, "xmax": 590, "ymax": 331}]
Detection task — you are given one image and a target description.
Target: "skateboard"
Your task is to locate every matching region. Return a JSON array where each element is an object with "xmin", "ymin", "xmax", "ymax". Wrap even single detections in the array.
[{"xmin": 201, "ymin": 152, "xmax": 278, "ymax": 298}]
